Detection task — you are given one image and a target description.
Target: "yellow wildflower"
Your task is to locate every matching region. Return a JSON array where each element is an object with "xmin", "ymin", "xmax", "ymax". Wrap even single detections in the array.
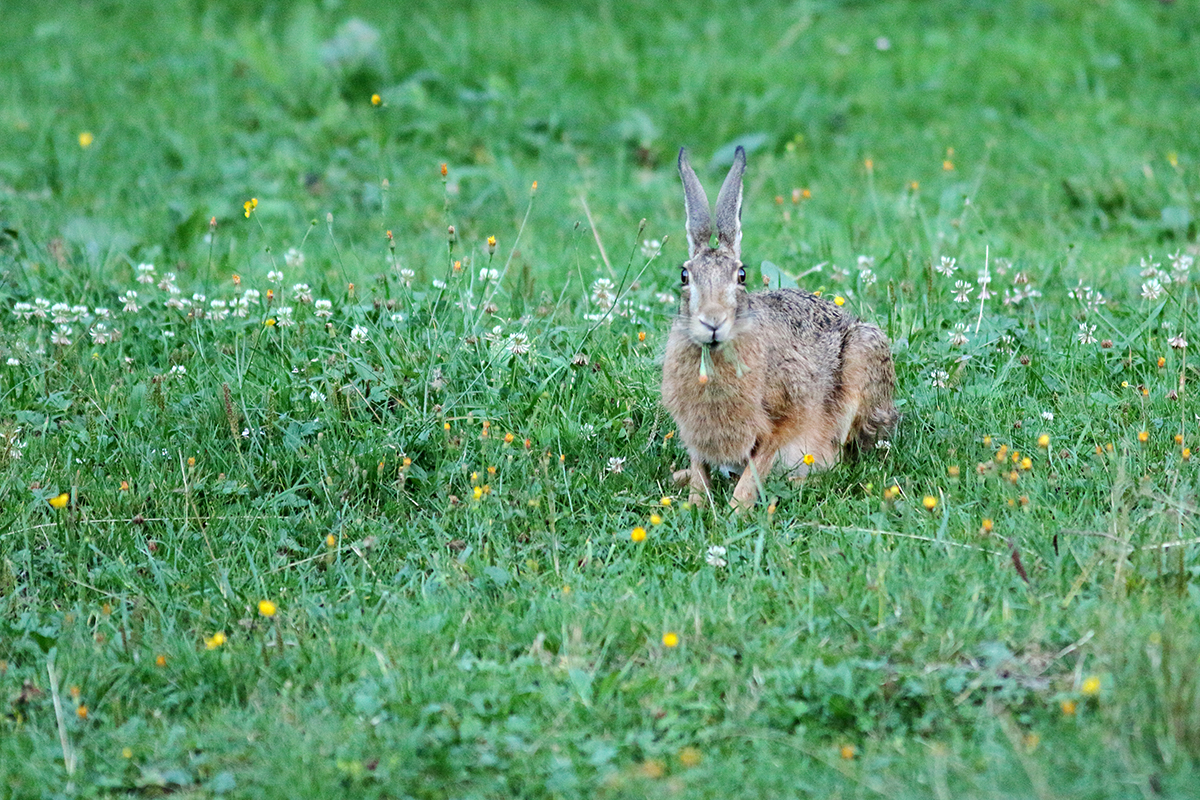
[
  {"xmin": 370, "ymin": 93, "xmax": 381, "ymax": 106},
  {"xmin": 78, "ymin": 131, "xmax": 95, "ymax": 148},
  {"xmin": 922, "ymin": 495, "xmax": 937, "ymax": 510},
  {"xmin": 257, "ymin": 600, "xmax": 277, "ymax": 618},
  {"xmin": 631, "ymin": 526, "xmax": 646, "ymax": 543},
  {"xmin": 662, "ymin": 631, "xmax": 679, "ymax": 648},
  {"xmin": 1082, "ymin": 675, "xmax": 1101, "ymax": 696},
  {"xmin": 204, "ymin": 632, "xmax": 226, "ymax": 650},
  {"xmin": 243, "ymin": 197, "xmax": 258, "ymax": 218},
  {"xmin": 49, "ymin": 492, "xmax": 69, "ymax": 509}
]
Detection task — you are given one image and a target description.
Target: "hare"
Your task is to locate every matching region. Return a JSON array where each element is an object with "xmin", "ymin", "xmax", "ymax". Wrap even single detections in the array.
[{"xmin": 661, "ymin": 146, "xmax": 897, "ymax": 509}]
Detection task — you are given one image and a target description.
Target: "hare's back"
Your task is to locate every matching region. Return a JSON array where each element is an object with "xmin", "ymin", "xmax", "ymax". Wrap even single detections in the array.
[{"xmin": 748, "ymin": 289, "xmax": 857, "ymax": 338}]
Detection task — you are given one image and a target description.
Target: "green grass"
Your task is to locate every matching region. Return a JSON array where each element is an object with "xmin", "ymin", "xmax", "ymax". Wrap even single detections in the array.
[{"xmin": 4, "ymin": 0, "xmax": 1200, "ymax": 797}]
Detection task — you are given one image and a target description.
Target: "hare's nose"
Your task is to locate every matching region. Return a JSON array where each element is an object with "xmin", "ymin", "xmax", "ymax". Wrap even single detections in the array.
[{"xmin": 698, "ymin": 317, "xmax": 720, "ymax": 338}]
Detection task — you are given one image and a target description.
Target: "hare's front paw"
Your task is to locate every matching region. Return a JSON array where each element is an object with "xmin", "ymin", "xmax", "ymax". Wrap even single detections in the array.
[{"xmin": 672, "ymin": 468, "xmax": 692, "ymax": 487}]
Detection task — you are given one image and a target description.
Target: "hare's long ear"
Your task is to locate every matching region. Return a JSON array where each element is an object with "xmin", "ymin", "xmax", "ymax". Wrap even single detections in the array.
[
  {"xmin": 678, "ymin": 148, "xmax": 712, "ymax": 258},
  {"xmin": 714, "ymin": 146, "xmax": 746, "ymax": 259}
]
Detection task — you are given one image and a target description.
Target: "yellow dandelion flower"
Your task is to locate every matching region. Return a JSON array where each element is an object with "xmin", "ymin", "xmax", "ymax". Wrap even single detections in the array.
[
  {"xmin": 922, "ymin": 495, "xmax": 937, "ymax": 510},
  {"xmin": 155, "ymin": 654, "xmax": 167, "ymax": 668},
  {"xmin": 440, "ymin": 163, "xmax": 448, "ymax": 177},
  {"xmin": 1158, "ymin": 357, "xmax": 1166, "ymax": 368},
  {"xmin": 864, "ymin": 158, "xmax": 874, "ymax": 171},
  {"xmin": 122, "ymin": 747, "xmax": 133, "ymax": 759},
  {"xmin": 678, "ymin": 747, "xmax": 701, "ymax": 768},
  {"xmin": 1020, "ymin": 457, "xmax": 1032, "ymax": 470},
  {"xmin": 444, "ymin": 422, "xmax": 451, "ymax": 431},
  {"xmin": 78, "ymin": 131, "xmax": 95, "ymax": 148},
  {"xmin": 1138, "ymin": 431, "xmax": 1149, "ymax": 443},
  {"xmin": 1082, "ymin": 675, "xmax": 1101, "ymax": 696},
  {"xmin": 243, "ymin": 197, "xmax": 258, "ymax": 218},
  {"xmin": 662, "ymin": 631, "xmax": 679, "ymax": 648},
  {"xmin": 1037, "ymin": 434, "xmax": 1050, "ymax": 448},
  {"xmin": 943, "ymin": 159, "xmax": 954, "ymax": 171},
  {"xmin": 631, "ymin": 526, "xmax": 646, "ymax": 543},
  {"xmin": 119, "ymin": 480, "xmax": 129, "ymax": 491},
  {"xmin": 660, "ymin": 496, "xmax": 671, "ymax": 507},
  {"xmin": 1175, "ymin": 434, "xmax": 1184, "ymax": 445},
  {"xmin": 257, "ymin": 600, "xmax": 277, "ymax": 618},
  {"xmin": 326, "ymin": 534, "xmax": 336, "ymax": 547},
  {"xmin": 981, "ymin": 518, "xmax": 994, "ymax": 533},
  {"xmin": 638, "ymin": 331, "xmax": 646, "ymax": 342},
  {"xmin": 995, "ymin": 444, "xmax": 1008, "ymax": 462},
  {"xmin": 504, "ymin": 432, "xmax": 514, "ymax": 444},
  {"xmin": 983, "ymin": 435, "xmax": 992, "ymax": 446},
  {"xmin": 264, "ymin": 318, "xmax": 276, "ymax": 327},
  {"xmin": 802, "ymin": 188, "xmax": 812, "ymax": 199},
  {"xmin": 76, "ymin": 705, "xmax": 88, "ymax": 720},
  {"xmin": 649, "ymin": 513, "xmax": 662, "ymax": 525},
  {"xmin": 204, "ymin": 631, "xmax": 226, "ymax": 650},
  {"xmin": 638, "ymin": 759, "xmax": 665, "ymax": 779},
  {"xmin": 834, "ymin": 296, "xmax": 845, "ymax": 306},
  {"xmin": 840, "ymin": 744, "xmax": 857, "ymax": 760},
  {"xmin": 370, "ymin": 93, "xmax": 381, "ymax": 106},
  {"xmin": 1183, "ymin": 447, "xmax": 1192, "ymax": 461},
  {"xmin": 1060, "ymin": 699, "xmax": 1077, "ymax": 716},
  {"xmin": 472, "ymin": 486, "xmax": 483, "ymax": 501},
  {"xmin": 49, "ymin": 492, "xmax": 69, "ymax": 509},
  {"xmin": 803, "ymin": 453, "xmax": 815, "ymax": 466},
  {"xmin": 487, "ymin": 465, "xmax": 496, "ymax": 476},
  {"xmin": 1007, "ymin": 470, "xmax": 1019, "ymax": 484},
  {"xmin": 947, "ymin": 465, "xmax": 960, "ymax": 477}
]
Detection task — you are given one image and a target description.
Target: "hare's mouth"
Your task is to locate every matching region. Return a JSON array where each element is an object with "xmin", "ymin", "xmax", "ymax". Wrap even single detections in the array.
[{"xmin": 689, "ymin": 316, "xmax": 732, "ymax": 345}]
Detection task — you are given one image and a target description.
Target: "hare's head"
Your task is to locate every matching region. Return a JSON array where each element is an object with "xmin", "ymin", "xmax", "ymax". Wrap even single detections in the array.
[{"xmin": 676, "ymin": 146, "xmax": 749, "ymax": 346}]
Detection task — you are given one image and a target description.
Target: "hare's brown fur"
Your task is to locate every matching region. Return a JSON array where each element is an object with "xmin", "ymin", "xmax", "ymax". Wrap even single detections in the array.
[{"xmin": 662, "ymin": 147, "xmax": 896, "ymax": 508}]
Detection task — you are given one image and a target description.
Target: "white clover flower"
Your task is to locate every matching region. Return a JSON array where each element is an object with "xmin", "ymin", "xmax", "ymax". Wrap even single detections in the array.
[
  {"xmin": 165, "ymin": 296, "xmax": 189, "ymax": 310},
  {"xmin": 432, "ymin": 279, "xmax": 447, "ymax": 290},
  {"xmin": 284, "ymin": 248, "xmax": 305, "ymax": 268},
  {"xmin": 90, "ymin": 324, "xmax": 111, "ymax": 345},
  {"xmin": 591, "ymin": 278, "xmax": 617, "ymax": 310},
  {"xmin": 267, "ymin": 270, "xmax": 284, "ymax": 284},
  {"xmin": 276, "ymin": 306, "xmax": 295, "ymax": 327},
  {"xmin": 292, "ymin": 283, "xmax": 312, "ymax": 303},
  {"xmin": 70, "ymin": 304, "xmax": 88, "ymax": 320},
  {"xmin": 232, "ymin": 297, "xmax": 249, "ymax": 318},
  {"xmin": 606, "ymin": 456, "xmax": 625, "ymax": 474},
  {"xmin": 6, "ymin": 357, "xmax": 19, "ymax": 366},
  {"xmin": 656, "ymin": 291, "xmax": 675, "ymax": 305},
  {"xmin": 33, "ymin": 298, "xmax": 50, "ymax": 318},
  {"xmin": 51, "ymin": 326, "xmax": 73, "ymax": 346},
  {"xmin": 858, "ymin": 268, "xmax": 877, "ymax": 287},
  {"xmin": 953, "ymin": 281, "xmax": 973, "ymax": 303},
  {"xmin": 390, "ymin": 312, "xmax": 404, "ymax": 324},
  {"xmin": 1140, "ymin": 256, "xmax": 1162, "ymax": 280},
  {"xmin": 169, "ymin": 365, "xmax": 187, "ymax": 376},
  {"xmin": 929, "ymin": 369, "xmax": 949, "ymax": 388},
  {"xmin": 51, "ymin": 303, "xmax": 71, "ymax": 324},
  {"xmin": 705, "ymin": 545, "xmax": 727, "ymax": 568},
  {"xmin": 580, "ymin": 423, "xmax": 595, "ymax": 441},
  {"xmin": 314, "ymin": 299, "xmax": 333, "ymax": 319},
  {"xmin": 935, "ymin": 256, "xmax": 957, "ymax": 277},
  {"xmin": 93, "ymin": 307, "xmax": 110, "ymax": 319},
  {"xmin": 309, "ymin": 389, "xmax": 326, "ymax": 403},
  {"xmin": 641, "ymin": 239, "xmax": 663, "ymax": 259},
  {"xmin": 398, "ymin": 268, "xmax": 415, "ymax": 286},
  {"xmin": 479, "ymin": 268, "xmax": 499, "ymax": 282},
  {"xmin": 208, "ymin": 299, "xmax": 228, "ymax": 322},
  {"xmin": 1170, "ymin": 334, "xmax": 1188, "ymax": 350},
  {"xmin": 857, "ymin": 255, "xmax": 876, "ymax": 271},
  {"xmin": 948, "ymin": 323, "xmax": 969, "ymax": 346},
  {"xmin": 243, "ymin": 289, "xmax": 261, "ymax": 304},
  {"xmin": 1041, "ymin": 411, "xmax": 1055, "ymax": 421},
  {"xmin": 158, "ymin": 272, "xmax": 178, "ymax": 292},
  {"xmin": 504, "ymin": 331, "xmax": 530, "ymax": 356},
  {"xmin": 136, "ymin": 263, "xmax": 157, "ymax": 284},
  {"xmin": 12, "ymin": 302, "xmax": 32, "ymax": 319},
  {"xmin": 350, "ymin": 324, "xmax": 369, "ymax": 343},
  {"xmin": 1141, "ymin": 279, "xmax": 1164, "ymax": 301},
  {"xmin": 1076, "ymin": 322, "xmax": 1097, "ymax": 345}
]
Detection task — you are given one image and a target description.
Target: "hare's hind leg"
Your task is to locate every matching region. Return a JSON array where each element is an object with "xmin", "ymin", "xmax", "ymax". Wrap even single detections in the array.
[{"xmin": 838, "ymin": 323, "xmax": 898, "ymax": 450}]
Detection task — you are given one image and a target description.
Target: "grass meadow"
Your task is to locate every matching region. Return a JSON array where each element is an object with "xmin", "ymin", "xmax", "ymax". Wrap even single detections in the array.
[{"xmin": 4, "ymin": 0, "xmax": 1200, "ymax": 797}]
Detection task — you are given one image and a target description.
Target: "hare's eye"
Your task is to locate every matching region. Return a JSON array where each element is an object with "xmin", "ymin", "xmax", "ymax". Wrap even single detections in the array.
[
  {"xmin": 737, "ymin": 266, "xmax": 746, "ymax": 285},
  {"xmin": 680, "ymin": 267, "xmax": 689, "ymax": 286}
]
